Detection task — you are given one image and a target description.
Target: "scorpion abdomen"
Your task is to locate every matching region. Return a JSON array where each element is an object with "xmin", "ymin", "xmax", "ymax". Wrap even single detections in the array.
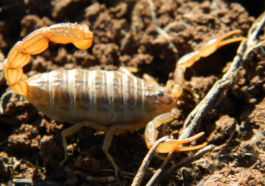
[{"xmin": 27, "ymin": 69, "xmax": 175, "ymax": 125}]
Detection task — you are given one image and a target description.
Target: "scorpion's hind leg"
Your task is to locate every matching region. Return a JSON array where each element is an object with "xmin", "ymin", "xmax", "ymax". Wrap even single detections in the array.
[
  {"xmin": 118, "ymin": 66, "xmax": 138, "ymax": 77},
  {"xmin": 60, "ymin": 121, "xmax": 109, "ymax": 166},
  {"xmin": 61, "ymin": 120, "xmax": 147, "ymax": 177},
  {"xmin": 119, "ymin": 66, "xmax": 160, "ymax": 86},
  {"xmin": 143, "ymin": 74, "xmax": 160, "ymax": 86},
  {"xmin": 144, "ymin": 109, "xmax": 206, "ymax": 153},
  {"xmin": 103, "ymin": 121, "xmax": 147, "ymax": 176}
]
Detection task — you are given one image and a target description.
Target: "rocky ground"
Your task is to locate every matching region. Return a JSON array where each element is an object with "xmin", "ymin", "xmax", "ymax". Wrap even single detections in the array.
[{"xmin": 0, "ymin": 0, "xmax": 265, "ymax": 185}]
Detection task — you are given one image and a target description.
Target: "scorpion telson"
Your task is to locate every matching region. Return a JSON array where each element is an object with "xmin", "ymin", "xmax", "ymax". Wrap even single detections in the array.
[{"xmin": 3, "ymin": 22, "xmax": 244, "ymax": 176}]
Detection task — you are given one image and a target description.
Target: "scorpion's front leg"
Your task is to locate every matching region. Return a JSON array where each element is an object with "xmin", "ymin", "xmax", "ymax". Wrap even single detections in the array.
[{"xmin": 144, "ymin": 108, "xmax": 207, "ymax": 153}]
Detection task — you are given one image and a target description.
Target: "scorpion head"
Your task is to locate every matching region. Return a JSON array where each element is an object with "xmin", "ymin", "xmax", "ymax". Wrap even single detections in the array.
[{"xmin": 144, "ymin": 86, "xmax": 176, "ymax": 113}]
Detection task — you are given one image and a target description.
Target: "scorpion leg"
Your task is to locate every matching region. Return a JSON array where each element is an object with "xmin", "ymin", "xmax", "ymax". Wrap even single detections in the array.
[
  {"xmin": 143, "ymin": 74, "xmax": 160, "ymax": 86},
  {"xmin": 144, "ymin": 109, "xmax": 207, "ymax": 153},
  {"xmin": 61, "ymin": 120, "xmax": 147, "ymax": 177},
  {"xmin": 119, "ymin": 66, "xmax": 160, "ymax": 86},
  {"xmin": 103, "ymin": 121, "xmax": 147, "ymax": 176},
  {"xmin": 171, "ymin": 30, "xmax": 245, "ymax": 99},
  {"xmin": 118, "ymin": 66, "xmax": 138, "ymax": 77},
  {"xmin": 60, "ymin": 121, "xmax": 109, "ymax": 166}
]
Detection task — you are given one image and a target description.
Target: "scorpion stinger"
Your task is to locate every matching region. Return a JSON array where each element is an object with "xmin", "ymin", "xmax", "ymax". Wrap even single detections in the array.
[{"xmin": 4, "ymin": 23, "xmax": 93, "ymax": 97}]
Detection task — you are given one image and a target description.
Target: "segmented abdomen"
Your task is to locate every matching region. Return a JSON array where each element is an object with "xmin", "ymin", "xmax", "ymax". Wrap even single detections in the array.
[{"xmin": 27, "ymin": 69, "xmax": 172, "ymax": 125}]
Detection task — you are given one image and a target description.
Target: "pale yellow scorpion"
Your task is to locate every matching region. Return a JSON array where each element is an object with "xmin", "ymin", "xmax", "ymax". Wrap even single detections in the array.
[{"xmin": 3, "ymin": 23, "xmax": 244, "ymax": 175}]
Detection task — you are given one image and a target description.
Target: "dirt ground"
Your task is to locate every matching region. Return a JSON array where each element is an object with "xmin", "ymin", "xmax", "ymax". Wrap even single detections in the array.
[{"xmin": 0, "ymin": 0, "xmax": 265, "ymax": 185}]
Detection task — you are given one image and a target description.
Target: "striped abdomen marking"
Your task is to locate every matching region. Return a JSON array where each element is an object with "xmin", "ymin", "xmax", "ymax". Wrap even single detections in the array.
[
  {"xmin": 27, "ymin": 69, "xmax": 174, "ymax": 125},
  {"xmin": 28, "ymin": 69, "xmax": 163, "ymax": 125}
]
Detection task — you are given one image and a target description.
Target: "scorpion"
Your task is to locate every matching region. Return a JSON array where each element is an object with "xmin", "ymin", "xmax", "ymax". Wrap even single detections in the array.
[{"xmin": 3, "ymin": 23, "xmax": 244, "ymax": 176}]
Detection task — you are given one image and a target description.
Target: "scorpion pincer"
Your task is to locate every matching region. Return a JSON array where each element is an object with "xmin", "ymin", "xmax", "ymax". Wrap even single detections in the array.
[{"xmin": 3, "ymin": 22, "xmax": 244, "ymax": 176}]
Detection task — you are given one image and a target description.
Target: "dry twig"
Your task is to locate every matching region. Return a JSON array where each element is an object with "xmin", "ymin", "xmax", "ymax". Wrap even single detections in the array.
[
  {"xmin": 146, "ymin": 0, "xmax": 178, "ymax": 54},
  {"xmin": 12, "ymin": 179, "xmax": 63, "ymax": 186},
  {"xmin": 65, "ymin": 166, "xmax": 116, "ymax": 183},
  {"xmin": 131, "ymin": 136, "xmax": 169, "ymax": 186},
  {"xmin": 159, "ymin": 145, "xmax": 215, "ymax": 181}
]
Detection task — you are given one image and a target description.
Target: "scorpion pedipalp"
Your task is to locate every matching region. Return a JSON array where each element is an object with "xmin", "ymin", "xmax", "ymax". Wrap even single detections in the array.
[
  {"xmin": 170, "ymin": 30, "xmax": 245, "ymax": 99},
  {"xmin": 143, "ymin": 30, "xmax": 245, "ymax": 152}
]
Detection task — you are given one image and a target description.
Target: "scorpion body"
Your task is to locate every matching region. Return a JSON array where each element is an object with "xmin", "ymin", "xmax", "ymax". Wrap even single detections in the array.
[
  {"xmin": 28, "ymin": 69, "xmax": 175, "ymax": 125},
  {"xmin": 3, "ymin": 22, "xmax": 244, "ymax": 176}
]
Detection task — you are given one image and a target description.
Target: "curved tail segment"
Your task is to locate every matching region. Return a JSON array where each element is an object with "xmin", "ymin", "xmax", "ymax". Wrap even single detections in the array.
[{"xmin": 3, "ymin": 23, "xmax": 93, "ymax": 96}]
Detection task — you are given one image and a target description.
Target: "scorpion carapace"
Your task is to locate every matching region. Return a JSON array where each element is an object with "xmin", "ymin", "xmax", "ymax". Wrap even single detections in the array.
[{"xmin": 3, "ymin": 22, "xmax": 244, "ymax": 176}]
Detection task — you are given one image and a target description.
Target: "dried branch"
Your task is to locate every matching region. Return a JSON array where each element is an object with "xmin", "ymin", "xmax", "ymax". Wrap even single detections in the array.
[
  {"xmin": 159, "ymin": 145, "xmax": 215, "ymax": 181},
  {"xmin": 146, "ymin": 0, "xmax": 178, "ymax": 54},
  {"xmin": 131, "ymin": 136, "xmax": 169, "ymax": 186}
]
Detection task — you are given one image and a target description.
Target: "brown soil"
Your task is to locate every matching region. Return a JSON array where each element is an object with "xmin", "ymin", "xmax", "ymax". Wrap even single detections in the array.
[{"xmin": 0, "ymin": 0, "xmax": 265, "ymax": 185}]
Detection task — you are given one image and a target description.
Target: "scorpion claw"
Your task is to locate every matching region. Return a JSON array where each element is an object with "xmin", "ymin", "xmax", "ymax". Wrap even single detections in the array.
[
  {"xmin": 154, "ymin": 132, "xmax": 206, "ymax": 153},
  {"xmin": 198, "ymin": 30, "xmax": 243, "ymax": 57},
  {"xmin": 171, "ymin": 30, "xmax": 244, "ymax": 99},
  {"xmin": 145, "ymin": 114, "xmax": 206, "ymax": 153}
]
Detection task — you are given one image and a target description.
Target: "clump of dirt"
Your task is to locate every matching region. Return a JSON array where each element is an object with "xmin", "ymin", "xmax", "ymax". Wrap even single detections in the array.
[{"xmin": 0, "ymin": 0, "xmax": 264, "ymax": 185}]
